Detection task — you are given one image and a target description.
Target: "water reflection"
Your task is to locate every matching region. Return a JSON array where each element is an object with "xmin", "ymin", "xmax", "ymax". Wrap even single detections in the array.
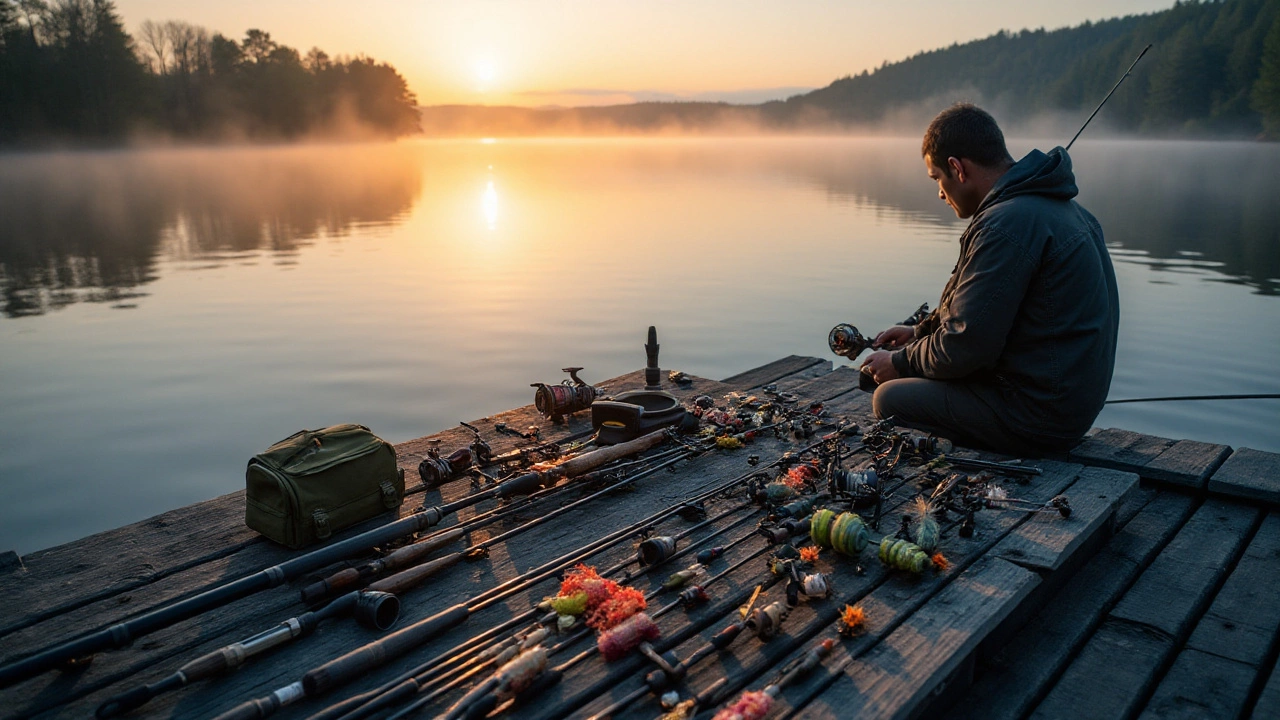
[
  {"xmin": 483, "ymin": 180, "xmax": 499, "ymax": 230},
  {"xmin": 1, "ymin": 137, "xmax": 1276, "ymax": 555},
  {"xmin": 746, "ymin": 138, "xmax": 1280, "ymax": 295},
  {"xmin": 0, "ymin": 144, "xmax": 424, "ymax": 317}
]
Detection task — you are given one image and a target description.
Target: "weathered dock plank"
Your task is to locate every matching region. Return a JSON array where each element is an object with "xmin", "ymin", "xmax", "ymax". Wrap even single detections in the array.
[
  {"xmin": 1027, "ymin": 499, "xmax": 1261, "ymax": 720},
  {"xmin": 1069, "ymin": 428, "xmax": 1230, "ymax": 490},
  {"xmin": 994, "ymin": 466, "xmax": 1138, "ymax": 574},
  {"xmin": 785, "ymin": 366, "xmax": 867, "ymax": 406},
  {"xmin": 767, "ymin": 364, "xmax": 839, "ymax": 397},
  {"xmin": 1183, "ymin": 512, "xmax": 1280, "ymax": 666},
  {"xmin": 1253, "ymin": 660, "xmax": 1280, "ymax": 719},
  {"xmin": 0, "ymin": 493, "xmax": 268, "ymax": 638},
  {"xmin": 1136, "ymin": 648, "xmax": 1256, "ymax": 720},
  {"xmin": 942, "ymin": 491, "xmax": 1197, "ymax": 720},
  {"xmin": 1134, "ymin": 511, "xmax": 1280, "ymax": 719},
  {"xmin": 720, "ymin": 355, "xmax": 828, "ymax": 390},
  {"xmin": 808, "ymin": 556, "xmax": 1040, "ymax": 720},
  {"xmin": 1207, "ymin": 447, "xmax": 1280, "ymax": 505}
]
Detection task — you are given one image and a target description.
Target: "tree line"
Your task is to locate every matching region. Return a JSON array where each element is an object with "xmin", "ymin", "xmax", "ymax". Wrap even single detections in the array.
[
  {"xmin": 777, "ymin": 0, "xmax": 1280, "ymax": 138},
  {"xmin": 0, "ymin": 0, "xmax": 420, "ymax": 144}
]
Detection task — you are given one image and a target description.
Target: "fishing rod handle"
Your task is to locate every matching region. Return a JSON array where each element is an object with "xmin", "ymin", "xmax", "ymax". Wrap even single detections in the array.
[
  {"xmin": 367, "ymin": 552, "xmax": 466, "ymax": 596},
  {"xmin": 300, "ymin": 526, "xmax": 466, "ymax": 603},
  {"xmin": 0, "ymin": 506, "xmax": 456, "ymax": 688},
  {"xmin": 211, "ymin": 681, "xmax": 305, "ymax": 720},
  {"xmin": 97, "ymin": 682, "xmax": 163, "ymax": 718},
  {"xmin": 303, "ymin": 603, "xmax": 469, "ymax": 696},
  {"xmin": 97, "ymin": 611, "xmax": 317, "ymax": 717},
  {"xmin": 558, "ymin": 429, "xmax": 668, "ymax": 477}
]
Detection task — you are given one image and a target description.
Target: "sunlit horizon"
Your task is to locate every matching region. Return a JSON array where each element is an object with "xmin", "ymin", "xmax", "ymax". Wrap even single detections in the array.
[{"xmin": 114, "ymin": 0, "xmax": 1179, "ymax": 108}]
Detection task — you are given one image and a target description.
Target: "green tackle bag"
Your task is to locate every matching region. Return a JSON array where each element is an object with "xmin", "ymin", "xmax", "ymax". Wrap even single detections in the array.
[{"xmin": 245, "ymin": 423, "xmax": 405, "ymax": 549}]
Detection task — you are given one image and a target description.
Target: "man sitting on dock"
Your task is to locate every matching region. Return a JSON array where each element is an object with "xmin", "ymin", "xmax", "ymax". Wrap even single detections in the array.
[{"xmin": 858, "ymin": 103, "xmax": 1119, "ymax": 456}]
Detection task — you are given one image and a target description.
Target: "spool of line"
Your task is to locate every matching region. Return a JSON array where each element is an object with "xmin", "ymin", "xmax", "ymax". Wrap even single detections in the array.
[
  {"xmin": 810, "ymin": 508, "xmax": 838, "ymax": 548},
  {"xmin": 830, "ymin": 513, "xmax": 870, "ymax": 557}
]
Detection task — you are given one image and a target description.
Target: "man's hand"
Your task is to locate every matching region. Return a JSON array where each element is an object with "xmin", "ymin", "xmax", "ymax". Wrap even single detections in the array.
[
  {"xmin": 860, "ymin": 350, "xmax": 899, "ymax": 385},
  {"xmin": 873, "ymin": 325, "xmax": 915, "ymax": 349}
]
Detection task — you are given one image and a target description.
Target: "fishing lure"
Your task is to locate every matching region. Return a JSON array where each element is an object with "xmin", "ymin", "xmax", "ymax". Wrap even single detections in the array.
[
  {"xmin": 912, "ymin": 497, "xmax": 941, "ymax": 552},
  {"xmin": 830, "ymin": 512, "xmax": 871, "ymax": 557},
  {"xmin": 878, "ymin": 537, "xmax": 931, "ymax": 574},
  {"xmin": 763, "ymin": 482, "xmax": 794, "ymax": 505},
  {"xmin": 598, "ymin": 612, "xmax": 661, "ymax": 661},
  {"xmin": 838, "ymin": 604, "xmax": 867, "ymax": 636},
  {"xmin": 547, "ymin": 564, "xmax": 648, "ymax": 631}
]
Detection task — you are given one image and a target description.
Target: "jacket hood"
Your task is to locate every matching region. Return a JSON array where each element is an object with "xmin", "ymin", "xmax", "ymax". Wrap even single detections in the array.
[{"xmin": 977, "ymin": 147, "xmax": 1078, "ymax": 214}]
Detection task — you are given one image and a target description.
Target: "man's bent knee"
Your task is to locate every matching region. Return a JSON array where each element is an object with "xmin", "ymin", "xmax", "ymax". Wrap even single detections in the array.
[{"xmin": 871, "ymin": 378, "xmax": 912, "ymax": 420}]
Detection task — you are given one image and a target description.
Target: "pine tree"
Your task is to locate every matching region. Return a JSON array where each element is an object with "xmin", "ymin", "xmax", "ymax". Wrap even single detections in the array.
[{"xmin": 1253, "ymin": 10, "xmax": 1280, "ymax": 137}]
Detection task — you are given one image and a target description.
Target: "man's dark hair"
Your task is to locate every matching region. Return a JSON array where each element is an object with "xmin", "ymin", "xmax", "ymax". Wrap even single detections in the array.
[{"xmin": 922, "ymin": 103, "xmax": 1013, "ymax": 175}]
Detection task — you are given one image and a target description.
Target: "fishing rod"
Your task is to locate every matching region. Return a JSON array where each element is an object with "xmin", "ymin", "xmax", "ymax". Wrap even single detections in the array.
[
  {"xmin": 391, "ymin": 514, "xmax": 783, "ymax": 720},
  {"xmin": 300, "ymin": 445, "xmax": 693, "ymax": 603},
  {"xmin": 579, "ymin": 479, "xmax": 929, "ymax": 719},
  {"xmin": 1065, "ymin": 43, "xmax": 1151, "ymax": 151},
  {"xmin": 436, "ymin": 530, "xmax": 795, "ymax": 720},
  {"xmin": 208, "ymin": 434, "xmax": 806, "ymax": 720},
  {"xmin": 318, "ymin": 503, "xmax": 766, "ymax": 720},
  {"xmin": 95, "ymin": 590, "xmax": 400, "ymax": 718},
  {"xmin": 495, "ymin": 464, "xmax": 921, "ymax": 719},
  {"xmin": 306, "ymin": 434, "xmax": 857, "ymax": 720},
  {"xmin": 0, "ymin": 429, "xmax": 674, "ymax": 689},
  {"xmin": 348, "ymin": 446, "xmax": 711, "ymax": 601},
  {"xmin": 94, "ymin": 448, "xmax": 696, "ymax": 718},
  {"xmin": 308, "ymin": 438, "xmax": 855, "ymax": 717}
]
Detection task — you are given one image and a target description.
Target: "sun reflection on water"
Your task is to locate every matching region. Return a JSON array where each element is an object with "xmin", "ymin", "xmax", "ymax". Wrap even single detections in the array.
[{"xmin": 482, "ymin": 180, "xmax": 499, "ymax": 230}]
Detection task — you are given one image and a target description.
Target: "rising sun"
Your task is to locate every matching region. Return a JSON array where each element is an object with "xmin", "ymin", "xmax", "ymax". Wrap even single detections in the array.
[{"xmin": 474, "ymin": 58, "xmax": 498, "ymax": 91}]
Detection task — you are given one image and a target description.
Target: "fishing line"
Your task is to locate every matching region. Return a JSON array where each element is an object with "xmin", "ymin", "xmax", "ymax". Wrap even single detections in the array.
[
  {"xmin": 1105, "ymin": 393, "xmax": 1280, "ymax": 404},
  {"xmin": 1065, "ymin": 44, "xmax": 1151, "ymax": 151}
]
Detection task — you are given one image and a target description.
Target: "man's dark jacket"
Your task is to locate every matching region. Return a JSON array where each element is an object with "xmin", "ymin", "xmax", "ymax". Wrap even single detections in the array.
[{"xmin": 890, "ymin": 147, "xmax": 1119, "ymax": 448}]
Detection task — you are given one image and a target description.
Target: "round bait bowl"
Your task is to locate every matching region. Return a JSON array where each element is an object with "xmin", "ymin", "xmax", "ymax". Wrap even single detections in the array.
[{"xmin": 592, "ymin": 391, "xmax": 689, "ymax": 445}]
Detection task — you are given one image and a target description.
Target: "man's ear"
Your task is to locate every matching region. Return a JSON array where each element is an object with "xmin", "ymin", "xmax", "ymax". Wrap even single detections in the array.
[{"xmin": 947, "ymin": 157, "xmax": 965, "ymax": 182}]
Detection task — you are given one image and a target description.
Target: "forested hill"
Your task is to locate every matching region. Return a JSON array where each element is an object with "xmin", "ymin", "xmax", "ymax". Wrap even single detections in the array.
[
  {"xmin": 421, "ymin": 0, "xmax": 1280, "ymax": 139},
  {"xmin": 783, "ymin": 0, "xmax": 1279, "ymax": 135}
]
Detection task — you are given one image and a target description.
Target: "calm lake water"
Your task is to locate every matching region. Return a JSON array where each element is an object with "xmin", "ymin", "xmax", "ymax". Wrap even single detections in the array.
[{"xmin": 1, "ymin": 137, "xmax": 1278, "ymax": 555}]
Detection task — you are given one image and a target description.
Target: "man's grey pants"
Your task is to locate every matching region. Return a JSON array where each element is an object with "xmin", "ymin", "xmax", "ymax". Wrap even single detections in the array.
[{"xmin": 872, "ymin": 377, "xmax": 1078, "ymax": 457}]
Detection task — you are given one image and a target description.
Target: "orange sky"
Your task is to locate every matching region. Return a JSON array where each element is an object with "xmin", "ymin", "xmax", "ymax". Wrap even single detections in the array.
[{"xmin": 114, "ymin": 1, "xmax": 1178, "ymax": 107}]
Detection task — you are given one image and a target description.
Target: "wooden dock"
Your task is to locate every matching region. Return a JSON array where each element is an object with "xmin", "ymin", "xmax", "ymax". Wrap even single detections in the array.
[{"xmin": 1, "ymin": 355, "xmax": 1278, "ymax": 720}]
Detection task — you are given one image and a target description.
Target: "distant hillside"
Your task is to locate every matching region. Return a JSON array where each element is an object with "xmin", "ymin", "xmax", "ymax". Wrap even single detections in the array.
[{"xmin": 422, "ymin": 0, "xmax": 1280, "ymax": 139}]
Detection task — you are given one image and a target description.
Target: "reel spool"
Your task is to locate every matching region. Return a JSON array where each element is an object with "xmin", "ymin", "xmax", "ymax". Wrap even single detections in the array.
[
  {"xmin": 830, "ymin": 467, "xmax": 879, "ymax": 509},
  {"xmin": 637, "ymin": 536, "xmax": 677, "ymax": 566},
  {"xmin": 532, "ymin": 367, "xmax": 599, "ymax": 423},
  {"xmin": 828, "ymin": 324, "xmax": 871, "ymax": 359},
  {"xmin": 418, "ymin": 446, "xmax": 473, "ymax": 486}
]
